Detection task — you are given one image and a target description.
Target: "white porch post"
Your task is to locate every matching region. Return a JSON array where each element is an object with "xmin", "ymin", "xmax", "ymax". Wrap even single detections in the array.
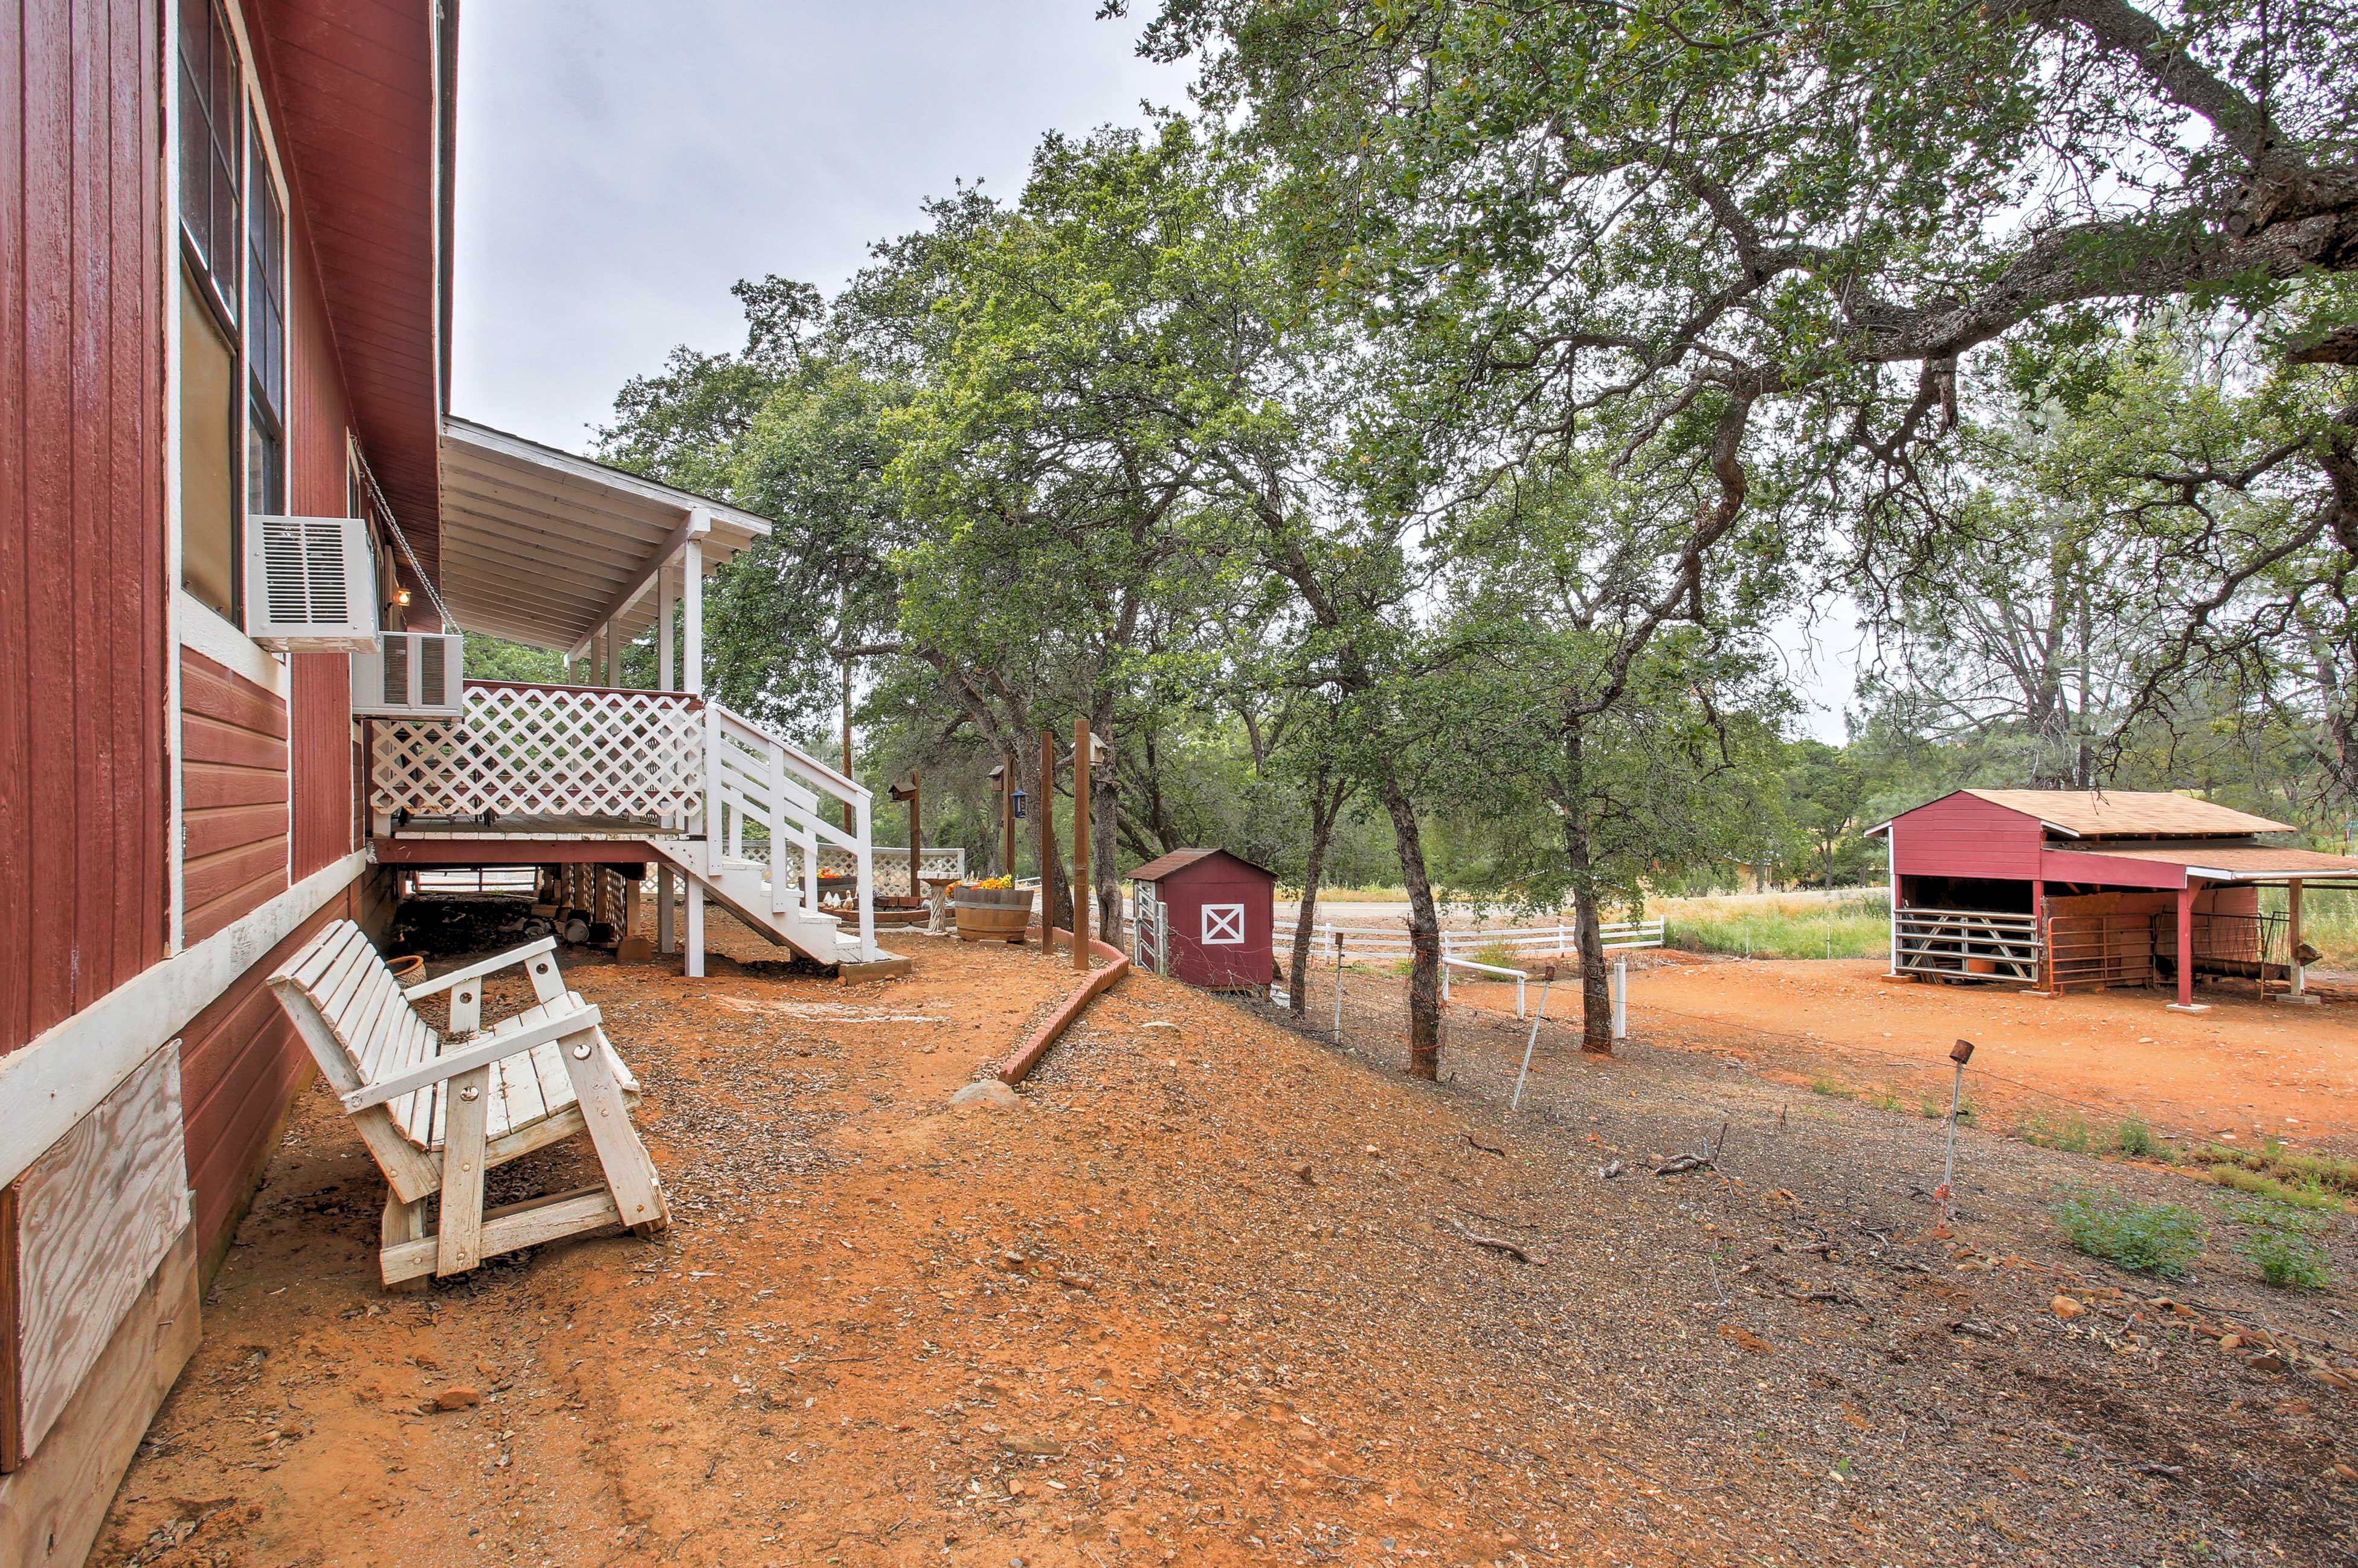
[
  {"xmin": 681, "ymin": 525, "xmax": 708, "ymax": 977},
  {"xmin": 658, "ymin": 562, "xmax": 677, "ymax": 692},
  {"xmin": 682, "ymin": 524, "xmax": 704, "ymax": 697}
]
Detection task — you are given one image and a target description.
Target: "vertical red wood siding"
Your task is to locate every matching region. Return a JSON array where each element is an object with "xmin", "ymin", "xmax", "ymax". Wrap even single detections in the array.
[
  {"xmin": 179, "ymin": 648, "xmax": 291, "ymax": 942},
  {"xmin": 283, "ymin": 195, "xmax": 356, "ymax": 876},
  {"xmin": 178, "ymin": 888, "xmax": 346, "ymax": 1257},
  {"xmin": 1887, "ymin": 793, "xmax": 2046, "ymax": 882},
  {"xmin": 1155, "ymin": 855, "xmax": 1279, "ymax": 989},
  {"xmin": 0, "ymin": 0, "xmax": 168, "ymax": 1059}
]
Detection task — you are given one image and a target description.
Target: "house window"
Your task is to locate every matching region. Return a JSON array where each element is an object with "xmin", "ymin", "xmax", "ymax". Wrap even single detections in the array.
[
  {"xmin": 246, "ymin": 108, "xmax": 285, "ymax": 516},
  {"xmin": 175, "ymin": 0, "xmax": 239, "ymax": 325},
  {"xmin": 1201, "ymin": 903, "xmax": 1246, "ymax": 945},
  {"xmin": 176, "ymin": 0, "xmax": 243, "ymax": 618}
]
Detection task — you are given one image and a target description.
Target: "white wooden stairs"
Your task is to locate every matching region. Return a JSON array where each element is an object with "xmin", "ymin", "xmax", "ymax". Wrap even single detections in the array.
[{"xmin": 659, "ymin": 702, "xmax": 896, "ymax": 971}]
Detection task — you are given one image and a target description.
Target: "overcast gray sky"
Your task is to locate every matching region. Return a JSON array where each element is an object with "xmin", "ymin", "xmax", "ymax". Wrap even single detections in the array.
[
  {"xmin": 448, "ymin": 3, "xmax": 1854, "ymax": 736},
  {"xmin": 450, "ymin": 0, "xmax": 1184, "ymax": 450}
]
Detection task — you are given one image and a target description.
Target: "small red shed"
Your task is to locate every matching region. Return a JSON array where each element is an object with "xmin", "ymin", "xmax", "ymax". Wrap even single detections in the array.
[{"xmin": 1129, "ymin": 849, "xmax": 1278, "ymax": 991}]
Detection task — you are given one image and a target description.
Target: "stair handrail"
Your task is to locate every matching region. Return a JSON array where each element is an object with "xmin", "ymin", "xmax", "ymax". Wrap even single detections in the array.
[{"xmin": 708, "ymin": 702, "xmax": 876, "ymax": 960}]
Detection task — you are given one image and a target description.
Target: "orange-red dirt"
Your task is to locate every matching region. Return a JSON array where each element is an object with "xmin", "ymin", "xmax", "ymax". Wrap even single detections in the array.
[
  {"xmin": 1447, "ymin": 954, "xmax": 2358, "ymax": 1152},
  {"xmin": 94, "ymin": 921, "xmax": 2358, "ymax": 1567}
]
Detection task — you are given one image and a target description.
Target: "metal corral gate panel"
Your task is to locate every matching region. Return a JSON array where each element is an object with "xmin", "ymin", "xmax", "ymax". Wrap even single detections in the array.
[
  {"xmin": 1893, "ymin": 907, "xmax": 2041, "ymax": 982},
  {"xmin": 2046, "ymin": 913, "xmax": 2156, "ymax": 991}
]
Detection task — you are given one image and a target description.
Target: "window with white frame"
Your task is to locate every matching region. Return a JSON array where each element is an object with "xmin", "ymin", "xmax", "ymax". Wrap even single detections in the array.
[
  {"xmin": 1201, "ymin": 903, "xmax": 1246, "ymax": 945},
  {"xmin": 175, "ymin": 0, "xmax": 289, "ymax": 623}
]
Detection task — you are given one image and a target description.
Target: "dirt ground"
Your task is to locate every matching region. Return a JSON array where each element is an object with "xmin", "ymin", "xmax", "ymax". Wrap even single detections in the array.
[
  {"xmin": 1445, "ymin": 954, "xmax": 2358, "ymax": 1153},
  {"xmin": 96, "ymin": 914, "xmax": 2358, "ymax": 1568}
]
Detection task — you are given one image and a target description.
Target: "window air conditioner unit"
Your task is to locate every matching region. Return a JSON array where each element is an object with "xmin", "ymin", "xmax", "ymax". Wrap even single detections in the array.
[
  {"xmin": 352, "ymin": 632, "xmax": 465, "ymax": 718},
  {"xmin": 243, "ymin": 515, "xmax": 380, "ymax": 651}
]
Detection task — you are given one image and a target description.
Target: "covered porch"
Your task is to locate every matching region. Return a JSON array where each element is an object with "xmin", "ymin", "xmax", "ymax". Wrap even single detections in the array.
[{"xmin": 370, "ymin": 417, "xmax": 900, "ymax": 972}]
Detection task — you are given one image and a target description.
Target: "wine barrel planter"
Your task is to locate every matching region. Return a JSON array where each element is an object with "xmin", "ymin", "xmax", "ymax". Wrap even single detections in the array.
[{"xmin": 955, "ymin": 885, "xmax": 1036, "ymax": 943}]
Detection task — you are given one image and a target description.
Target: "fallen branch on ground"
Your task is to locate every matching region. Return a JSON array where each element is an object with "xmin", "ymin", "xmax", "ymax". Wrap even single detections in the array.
[{"xmin": 1442, "ymin": 1215, "xmax": 1540, "ymax": 1264}]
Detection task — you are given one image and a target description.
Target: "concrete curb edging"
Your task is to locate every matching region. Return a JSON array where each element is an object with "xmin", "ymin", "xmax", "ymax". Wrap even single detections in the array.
[{"xmin": 996, "ymin": 928, "xmax": 1131, "ymax": 1085}]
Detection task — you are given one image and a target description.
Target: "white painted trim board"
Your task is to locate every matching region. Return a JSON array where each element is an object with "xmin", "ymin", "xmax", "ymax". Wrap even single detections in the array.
[{"xmin": 0, "ymin": 849, "xmax": 367, "ymax": 1190}]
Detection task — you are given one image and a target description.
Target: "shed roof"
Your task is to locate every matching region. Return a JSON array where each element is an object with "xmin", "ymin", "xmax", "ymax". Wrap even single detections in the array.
[
  {"xmin": 1127, "ymin": 847, "xmax": 1277, "ymax": 884},
  {"xmin": 1959, "ymin": 789, "xmax": 2292, "ymax": 838},
  {"xmin": 436, "ymin": 417, "xmax": 773, "ymax": 653},
  {"xmin": 2046, "ymin": 843, "xmax": 2358, "ymax": 884}
]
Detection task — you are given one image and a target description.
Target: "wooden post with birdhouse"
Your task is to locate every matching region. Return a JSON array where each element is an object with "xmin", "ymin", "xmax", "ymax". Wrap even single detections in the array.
[
  {"xmin": 988, "ymin": 760, "xmax": 1016, "ymax": 878},
  {"xmin": 887, "ymin": 773, "xmax": 923, "ymax": 902}
]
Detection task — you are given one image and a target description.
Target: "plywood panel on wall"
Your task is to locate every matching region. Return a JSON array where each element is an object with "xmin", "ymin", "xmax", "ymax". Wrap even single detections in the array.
[
  {"xmin": 180, "ymin": 648, "xmax": 291, "ymax": 944},
  {"xmin": 1, "ymin": 1042, "xmax": 188, "ymax": 1469},
  {"xmin": 0, "ymin": 0, "xmax": 170, "ymax": 1059}
]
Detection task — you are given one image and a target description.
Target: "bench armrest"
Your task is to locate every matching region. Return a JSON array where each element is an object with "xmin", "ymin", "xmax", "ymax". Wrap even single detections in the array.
[
  {"xmin": 402, "ymin": 937, "xmax": 561, "ymax": 1001},
  {"xmin": 341, "ymin": 1003, "xmax": 603, "ymax": 1114}
]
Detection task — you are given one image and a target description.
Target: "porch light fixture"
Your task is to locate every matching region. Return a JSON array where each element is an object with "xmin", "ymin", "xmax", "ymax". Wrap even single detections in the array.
[{"xmin": 393, "ymin": 587, "xmax": 413, "ymax": 607}]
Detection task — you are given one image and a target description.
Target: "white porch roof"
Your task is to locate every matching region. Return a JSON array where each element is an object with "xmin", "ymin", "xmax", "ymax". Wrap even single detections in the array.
[{"xmin": 436, "ymin": 416, "xmax": 772, "ymax": 654}]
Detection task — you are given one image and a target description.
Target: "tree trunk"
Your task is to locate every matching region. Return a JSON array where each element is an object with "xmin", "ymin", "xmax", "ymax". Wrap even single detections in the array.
[
  {"xmin": 1289, "ymin": 773, "xmax": 1345, "ymax": 1018},
  {"xmin": 1026, "ymin": 744, "xmax": 1071, "ymax": 937},
  {"xmin": 1563, "ymin": 722, "xmax": 1612, "ymax": 1054},
  {"xmin": 1379, "ymin": 770, "xmax": 1443, "ymax": 1080},
  {"xmin": 1093, "ymin": 709, "xmax": 1122, "ymax": 951}
]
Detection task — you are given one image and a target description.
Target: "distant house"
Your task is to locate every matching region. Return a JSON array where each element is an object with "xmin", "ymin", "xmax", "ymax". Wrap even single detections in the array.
[
  {"xmin": 0, "ymin": 4, "xmax": 890, "ymax": 1555},
  {"xmin": 1868, "ymin": 790, "xmax": 2358, "ymax": 1006},
  {"xmin": 1129, "ymin": 849, "xmax": 1279, "ymax": 991}
]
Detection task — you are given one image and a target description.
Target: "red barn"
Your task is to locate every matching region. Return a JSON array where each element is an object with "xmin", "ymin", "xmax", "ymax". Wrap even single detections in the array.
[
  {"xmin": 1868, "ymin": 790, "xmax": 2358, "ymax": 1007},
  {"xmin": 1129, "ymin": 849, "xmax": 1278, "ymax": 991}
]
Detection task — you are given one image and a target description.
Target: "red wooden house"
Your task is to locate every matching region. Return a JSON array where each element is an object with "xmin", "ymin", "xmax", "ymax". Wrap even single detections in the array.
[
  {"xmin": 0, "ymin": 2, "xmax": 894, "ymax": 1555},
  {"xmin": 1868, "ymin": 789, "xmax": 2358, "ymax": 1006},
  {"xmin": 1129, "ymin": 848, "xmax": 1279, "ymax": 991}
]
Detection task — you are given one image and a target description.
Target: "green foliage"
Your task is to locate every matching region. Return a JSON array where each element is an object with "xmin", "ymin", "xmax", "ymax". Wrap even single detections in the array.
[
  {"xmin": 1661, "ymin": 892, "xmax": 1890, "ymax": 960},
  {"xmin": 2230, "ymin": 1201, "xmax": 2336, "ymax": 1290},
  {"xmin": 2019, "ymin": 1110, "xmax": 2096, "ymax": 1155},
  {"xmin": 2114, "ymin": 1116, "xmax": 2161, "ymax": 1160},
  {"xmin": 2207, "ymin": 1164, "xmax": 2342, "ymax": 1210},
  {"xmin": 2050, "ymin": 1189, "xmax": 2205, "ymax": 1277},
  {"xmin": 461, "ymin": 633, "xmax": 566, "ymax": 686}
]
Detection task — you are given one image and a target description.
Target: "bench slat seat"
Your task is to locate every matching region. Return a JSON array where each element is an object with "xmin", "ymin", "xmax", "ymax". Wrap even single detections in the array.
[{"xmin": 269, "ymin": 920, "xmax": 669, "ymax": 1288}]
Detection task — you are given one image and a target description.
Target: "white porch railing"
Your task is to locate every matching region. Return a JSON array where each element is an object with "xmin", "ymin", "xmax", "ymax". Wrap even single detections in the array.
[
  {"xmin": 707, "ymin": 702, "xmax": 876, "ymax": 961},
  {"xmin": 369, "ymin": 681, "xmax": 704, "ymax": 823}
]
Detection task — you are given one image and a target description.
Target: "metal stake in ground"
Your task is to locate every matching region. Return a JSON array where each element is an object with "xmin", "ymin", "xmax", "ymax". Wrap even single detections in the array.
[
  {"xmin": 1936, "ymin": 1037, "xmax": 1974, "ymax": 1223},
  {"xmin": 1510, "ymin": 964, "xmax": 1557, "ymax": 1113},
  {"xmin": 1331, "ymin": 928, "xmax": 1346, "ymax": 1041}
]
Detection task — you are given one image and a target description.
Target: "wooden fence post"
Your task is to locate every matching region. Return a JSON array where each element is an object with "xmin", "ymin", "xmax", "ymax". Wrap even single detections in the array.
[{"xmin": 1072, "ymin": 717, "xmax": 1092, "ymax": 971}]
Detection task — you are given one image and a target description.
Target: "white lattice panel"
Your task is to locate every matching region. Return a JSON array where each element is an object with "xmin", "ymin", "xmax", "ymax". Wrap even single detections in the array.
[
  {"xmin": 822, "ymin": 844, "xmax": 962, "ymax": 895},
  {"xmin": 370, "ymin": 684, "xmax": 704, "ymax": 821}
]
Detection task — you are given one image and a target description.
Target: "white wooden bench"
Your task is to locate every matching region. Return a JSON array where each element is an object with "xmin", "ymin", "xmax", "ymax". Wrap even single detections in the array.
[{"xmin": 269, "ymin": 920, "xmax": 669, "ymax": 1288}]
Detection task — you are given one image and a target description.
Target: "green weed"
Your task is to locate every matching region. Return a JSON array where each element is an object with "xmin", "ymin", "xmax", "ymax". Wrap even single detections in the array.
[
  {"xmin": 1809, "ymin": 1075, "xmax": 1855, "ymax": 1100},
  {"xmin": 2019, "ymin": 1110, "xmax": 2095, "ymax": 1154},
  {"xmin": 2231, "ymin": 1201, "xmax": 2336, "ymax": 1290},
  {"xmin": 2207, "ymin": 1163, "xmax": 2342, "ymax": 1209},
  {"xmin": 2050, "ymin": 1188, "xmax": 2206, "ymax": 1277},
  {"xmin": 1469, "ymin": 938, "xmax": 1522, "ymax": 972},
  {"xmin": 2115, "ymin": 1116, "xmax": 2162, "ymax": 1159}
]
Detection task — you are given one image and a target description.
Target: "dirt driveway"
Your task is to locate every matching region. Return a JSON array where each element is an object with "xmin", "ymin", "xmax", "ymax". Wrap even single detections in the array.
[{"xmin": 95, "ymin": 921, "xmax": 2358, "ymax": 1567}]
